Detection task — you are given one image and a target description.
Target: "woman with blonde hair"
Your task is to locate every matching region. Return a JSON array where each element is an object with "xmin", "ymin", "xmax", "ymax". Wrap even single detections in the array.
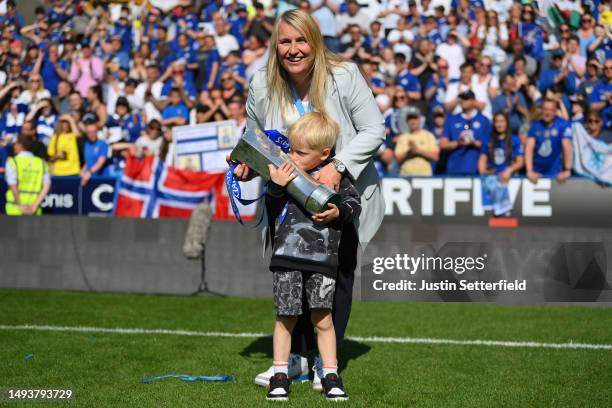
[
  {"xmin": 234, "ymin": 8, "xmax": 385, "ymax": 399},
  {"xmin": 19, "ymin": 74, "xmax": 51, "ymax": 110}
]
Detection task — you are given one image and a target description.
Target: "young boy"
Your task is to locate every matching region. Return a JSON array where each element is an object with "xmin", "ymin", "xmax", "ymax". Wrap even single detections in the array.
[{"xmin": 264, "ymin": 112, "xmax": 361, "ymax": 402}]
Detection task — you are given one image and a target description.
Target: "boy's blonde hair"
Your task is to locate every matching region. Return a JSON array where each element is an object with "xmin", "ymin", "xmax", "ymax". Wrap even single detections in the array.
[{"xmin": 287, "ymin": 112, "xmax": 340, "ymax": 152}]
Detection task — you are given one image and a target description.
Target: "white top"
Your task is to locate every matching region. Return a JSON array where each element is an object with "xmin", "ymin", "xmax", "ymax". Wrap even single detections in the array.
[
  {"xmin": 19, "ymin": 89, "xmax": 52, "ymax": 110},
  {"xmin": 336, "ymin": 10, "xmax": 372, "ymax": 36},
  {"xmin": 435, "ymin": 43, "xmax": 465, "ymax": 80},
  {"xmin": 135, "ymin": 81, "xmax": 163, "ymax": 123},
  {"xmin": 281, "ymin": 101, "xmax": 311, "ymax": 131},
  {"xmin": 379, "ymin": 0, "xmax": 409, "ymax": 30},
  {"xmin": 444, "ymin": 81, "xmax": 473, "ymax": 115},
  {"xmin": 387, "ymin": 29, "xmax": 414, "ymax": 44},
  {"xmin": 135, "ymin": 135, "xmax": 163, "ymax": 156},
  {"xmin": 215, "ymin": 34, "xmax": 240, "ymax": 58},
  {"xmin": 471, "ymin": 73, "xmax": 499, "ymax": 119}
]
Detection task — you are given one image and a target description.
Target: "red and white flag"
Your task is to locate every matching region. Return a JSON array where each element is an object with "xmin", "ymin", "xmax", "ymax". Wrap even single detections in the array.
[{"xmin": 114, "ymin": 155, "xmax": 233, "ymax": 219}]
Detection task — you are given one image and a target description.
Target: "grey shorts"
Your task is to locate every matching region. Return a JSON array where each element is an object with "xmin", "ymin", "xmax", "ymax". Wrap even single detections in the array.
[{"xmin": 272, "ymin": 270, "xmax": 336, "ymax": 316}]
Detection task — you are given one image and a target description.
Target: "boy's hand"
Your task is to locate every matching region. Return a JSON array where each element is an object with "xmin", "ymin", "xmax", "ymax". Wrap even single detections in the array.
[
  {"xmin": 312, "ymin": 203, "xmax": 340, "ymax": 224},
  {"xmin": 268, "ymin": 161, "xmax": 297, "ymax": 187}
]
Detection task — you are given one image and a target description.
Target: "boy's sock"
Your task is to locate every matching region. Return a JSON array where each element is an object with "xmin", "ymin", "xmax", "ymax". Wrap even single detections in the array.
[
  {"xmin": 322, "ymin": 365, "xmax": 338, "ymax": 377},
  {"xmin": 273, "ymin": 361, "xmax": 289, "ymax": 375}
]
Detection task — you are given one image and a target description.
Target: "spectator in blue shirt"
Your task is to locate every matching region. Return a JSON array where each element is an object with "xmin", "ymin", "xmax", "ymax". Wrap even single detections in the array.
[
  {"xmin": 47, "ymin": 0, "xmax": 71, "ymax": 25},
  {"xmin": 214, "ymin": 51, "xmax": 248, "ymax": 91},
  {"xmin": 362, "ymin": 60, "xmax": 386, "ymax": 97},
  {"xmin": 396, "ymin": 57, "xmax": 421, "ymax": 101},
  {"xmin": 478, "ymin": 112, "xmax": 524, "ymax": 182},
  {"xmin": 109, "ymin": 35, "xmax": 130, "ymax": 71},
  {"xmin": 170, "ymin": 33, "xmax": 199, "ymax": 84},
  {"xmin": 36, "ymin": 43, "xmax": 69, "ymax": 96},
  {"xmin": 425, "ymin": 58, "xmax": 451, "ymax": 120},
  {"xmin": 492, "ymin": 74, "xmax": 529, "ymax": 135},
  {"xmin": 538, "ymin": 49, "xmax": 577, "ymax": 96},
  {"xmin": 198, "ymin": 34, "xmax": 222, "ymax": 91},
  {"xmin": 0, "ymin": 144, "xmax": 7, "ymax": 173},
  {"xmin": 365, "ymin": 20, "xmax": 389, "ymax": 57},
  {"xmin": 22, "ymin": 44, "xmax": 40, "ymax": 76},
  {"xmin": 106, "ymin": 97, "xmax": 142, "ymax": 143},
  {"xmin": 229, "ymin": 3, "xmax": 248, "ymax": 48},
  {"xmin": 201, "ymin": 0, "xmax": 226, "ymax": 23},
  {"xmin": 589, "ymin": 58, "xmax": 612, "ymax": 115},
  {"xmin": 422, "ymin": 16, "xmax": 443, "ymax": 47},
  {"xmin": 407, "ymin": 1, "xmax": 426, "ymax": 29},
  {"xmin": 80, "ymin": 114, "xmax": 109, "ymax": 186},
  {"xmin": 585, "ymin": 111, "xmax": 612, "ymax": 145},
  {"xmin": 161, "ymin": 88, "xmax": 190, "ymax": 128},
  {"xmin": 525, "ymin": 99, "xmax": 572, "ymax": 184},
  {"xmin": 341, "ymin": 24, "xmax": 372, "ymax": 64},
  {"xmin": 518, "ymin": 5, "xmax": 544, "ymax": 61},
  {"xmin": 113, "ymin": 9, "xmax": 133, "ymax": 54},
  {"xmin": 0, "ymin": 1, "xmax": 24, "ymax": 29},
  {"xmin": 160, "ymin": 62, "xmax": 197, "ymax": 104},
  {"xmin": 173, "ymin": 3, "xmax": 200, "ymax": 35},
  {"xmin": 578, "ymin": 58, "xmax": 604, "ymax": 102},
  {"xmin": 0, "ymin": 99, "xmax": 25, "ymax": 146},
  {"xmin": 440, "ymin": 90, "xmax": 491, "ymax": 175},
  {"xmin": 24, "ymin": 98, "xmax": 57, "ymax": 147}
]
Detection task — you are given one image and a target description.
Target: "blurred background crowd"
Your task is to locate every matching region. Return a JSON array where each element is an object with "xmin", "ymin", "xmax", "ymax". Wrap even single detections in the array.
[{"xmin": 0, "ymin": 0, "xmax": 610, "ymax": 184}]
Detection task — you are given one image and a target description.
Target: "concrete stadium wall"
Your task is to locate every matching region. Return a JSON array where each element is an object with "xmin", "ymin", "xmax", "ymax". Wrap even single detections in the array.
[
  {"xmin": 0, "ymin": 215, "xmax": 270, "ymax": 297},
  {"xmin": 0, "ymin": 215, "xmax": 611, "ymax": 302}
]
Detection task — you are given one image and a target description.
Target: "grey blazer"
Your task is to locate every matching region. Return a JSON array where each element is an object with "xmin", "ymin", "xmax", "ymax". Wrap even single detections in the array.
[{"xmin": 246, "ymin": 62, "xmax": 385, "ymax": 245}]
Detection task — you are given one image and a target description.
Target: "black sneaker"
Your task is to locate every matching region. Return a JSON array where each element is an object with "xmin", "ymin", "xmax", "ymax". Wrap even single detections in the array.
[
  {"xmin": 266, "ymin": 373, "xmax": 290, "ymax": 401},
  {"xmin": 321, "ymin": 373, "xmax": 348, "ymax": 401}
]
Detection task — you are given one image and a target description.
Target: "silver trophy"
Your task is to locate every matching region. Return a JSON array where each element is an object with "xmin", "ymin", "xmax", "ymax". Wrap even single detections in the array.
[{"xmin": 230, "ymin": 128, "xmax": 341, "ymax": 214}]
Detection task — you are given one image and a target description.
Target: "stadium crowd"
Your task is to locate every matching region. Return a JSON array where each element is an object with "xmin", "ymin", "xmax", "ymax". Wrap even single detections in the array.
[{"xmin": 0, "ymin": 0, "xmax": 610, "ymax": 185}]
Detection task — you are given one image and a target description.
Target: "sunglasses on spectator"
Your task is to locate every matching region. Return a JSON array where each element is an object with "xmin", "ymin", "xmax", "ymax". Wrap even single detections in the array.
[
  {"xmin": 587, "ymin": 119, "xmax": 602, "ymax": 124},
  {"xmin": 605, "ymin": 66, "xmax": 612, "ymax": 70},
  {"xmin": 221, "ymin": 76, "xmax": 233, "ymax": 81},
  {"xmin": 30, "ymin": 79, "xmax": 40, "ymax": 83},
  {"xmin": 395, "ymin": 95, "xmax": 407, "ymax": 100},
  {"xmin": 438, "ymin": 65, "xmax": 448, "ymax": 69},
  {"xmin": 559, "ymin": 28, "xmax": 569, "ymax": 33}
]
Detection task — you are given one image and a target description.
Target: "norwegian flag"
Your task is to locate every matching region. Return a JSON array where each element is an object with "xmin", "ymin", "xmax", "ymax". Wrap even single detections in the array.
[{"xmin": 114, "ymin": 155, "xmax": 229, "ymax": 219}]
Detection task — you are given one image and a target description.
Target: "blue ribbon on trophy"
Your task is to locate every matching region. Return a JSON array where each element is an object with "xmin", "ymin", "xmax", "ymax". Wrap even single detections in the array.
[
  {"xmin": 225, "ymin": 129, "xmax": 291, "ymax": 226},
  {"xmin": 226, "ymin": 128, "xmax": 340, "ymax": 226}
]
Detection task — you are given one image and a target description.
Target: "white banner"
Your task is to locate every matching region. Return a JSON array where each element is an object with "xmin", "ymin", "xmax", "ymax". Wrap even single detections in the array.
[{"xmin": 571, "ymin": 123, "xmax": 612, "ymax": 186}]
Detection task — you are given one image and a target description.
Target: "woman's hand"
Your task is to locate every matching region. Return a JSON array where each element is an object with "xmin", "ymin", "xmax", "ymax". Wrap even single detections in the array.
[
  {"xmin": 225, "ymin": 154, "xmax": 257, "ymax": 181},
  {"xmin": 312, "ymin": 203, "xmax": 340, "ymax": 224},
  {"xmin": 315, "ymin": 162, "xmax": 342, "ymax": 192},
  {"xmin": 268, "ymin": 161, "xmax": 296, "ymax": 187},
  {"xmin": 556, "ymin": 169, "xmax": 571, "ymax": 183},
  {"xmin": 527, "ymin": 170, "xmax": 540, "ymax": 185},
  {"xmin": 499, "ymin": 168, "xmax": 512, "ymax": 184}
]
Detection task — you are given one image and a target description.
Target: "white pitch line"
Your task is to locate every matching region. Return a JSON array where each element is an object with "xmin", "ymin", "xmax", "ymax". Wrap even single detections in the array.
[{"xmin": 1, "ymin": 324, "xmax": 611, "ymax": 351}]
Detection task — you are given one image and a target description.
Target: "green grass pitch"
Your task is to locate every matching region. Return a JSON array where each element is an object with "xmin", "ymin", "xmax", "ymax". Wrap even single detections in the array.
[{"xmin": 1, "ymin": 288, "xmax": 611, "ymax": 407}]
